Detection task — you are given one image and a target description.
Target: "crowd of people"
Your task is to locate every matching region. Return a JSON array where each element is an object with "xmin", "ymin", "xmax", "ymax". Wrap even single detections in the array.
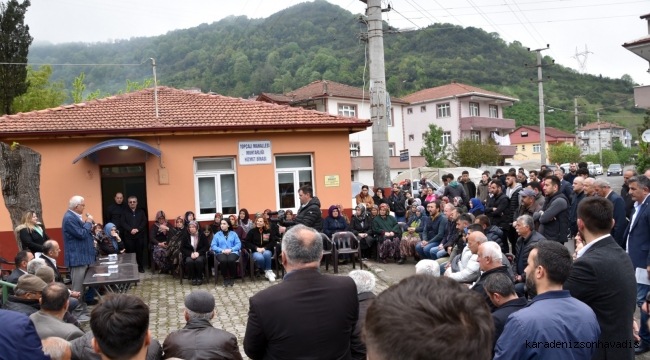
[{"xmin": 2, "ymin": 163, "xmax": 650, "ymax": 359}]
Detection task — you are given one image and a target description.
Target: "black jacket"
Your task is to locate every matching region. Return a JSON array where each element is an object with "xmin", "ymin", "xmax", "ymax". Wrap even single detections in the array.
[
  {"xmin": 569, "ymin": 191, "xmax": 586, "ymax": 236},
  {"xmin": 349, "ymin": 215, "xmax": 373, "ymax": 238},
  {"xmin": 244, "ymin": 268, "xmax": 359, "ymax": 360},
  {"xmin": 41, "ymin": 255, "xmax": 63, "ymax": 283},
  {"xmin": 485, "ymin": 192, "xmax": 509, "ymax": 229},
  {"xmin": 18, "ymin": 225, "xmax": 50, "ymax": 254},
  {"xmin": 506, "ymin": 187, "xmax": 523, "ymax": 222},
  {"xmin": 71, "ymin": 331, "xmax": 163, "ymax": 360},
  {"xmin": 105, "ymin": 203, "xmax": 127, "ymax": 231},
  {"xmin": 98, "ymin": 234, "xmax": 125, "ymax": 255},
  {"xmin": 471, "ymin": 265, "xmax": 513, "ymax": 312},
  {"xmin": 537, "ymin": 192, "xmax": 569, "ymax": 243},
  {"xmin": 462, "ymin": 180, "xmax": 477, "ymax": 199},
  {"xmin": 180, "ymin": 232, "xmax": 210, "ymax": 258},
  {"xmin": 621, "ymin": 183, "xmax": 635, "ymax": 219},
  {"xmin": 163, "ymin": 318, "xmax": 243, "ymax": 360},
  {"xmin": 294, "ymin": 197, "xmax": 323, "ymax": 231},
  {"xmin": 350, "ymin": 292, "xmax": 375, "ymax": 360},
  {"xmin": 563, "ymin": 236, "xmax": 637, "ymax": 360},
  {"xmin": 514, "ymin": 231, "xmax": 545, "ymax": 279},
  {"xmin": 388, "ymin": 192, "xmax": 406, "ymax": 216},
  {"xmin": 6, "ymin": 268, "xmax": 25, "ymax": 285},
  {"xmin": 492, "ymin": 297, "xmax": 528, "ymax": 347},
  {"xmin": 121, "ymin": 208, "xmax": 147, "ymax": 240},
  {"xmin": 2, "ymin": 296, "xmax": 40, "ymax": 316},
  {"xmin": 372, "ymin": 195, "xmax": 390, "ymax": 208},
  {"xmin": 559, "ymin": 180, "xmax": 573, "ymax": 205},
  {"xmin": 485, "ymin": 225, "xmax": 506, "ymax": 253},
  {"xmin": 244, "ymin": 228, "xmax": 277, "ymax": 252}
]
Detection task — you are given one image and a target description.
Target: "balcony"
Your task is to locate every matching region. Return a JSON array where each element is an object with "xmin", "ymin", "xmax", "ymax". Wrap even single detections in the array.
[{"xmin": 460, "ymin": 116, "xmax": 516, "ymax": 131}]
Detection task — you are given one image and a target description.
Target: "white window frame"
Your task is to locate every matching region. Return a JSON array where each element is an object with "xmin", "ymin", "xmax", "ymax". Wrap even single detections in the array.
[
  {"xmin": 407, "ymin": 108, "xmax": 413, "ymax": 114},
  {"xmin": 193, "ymin": 158, "xmax": 238, "ymax": 221},
  {"xmin": 420, "ymin": 106, "xmax": 427, "ymax": 113},
  {"xmin": 350, "ymin": 142, "xmax": 360, "ymax": 157},
  {"xmin": 274, "ymin": 154, "xmax": 315, "ymax": 212},
  {"xmin": 388, "ymin": 143, "xmax": 395, "ymax": 156},
  {"xmin": 442, "ymin": 131, "xmax": 452, "ymax": 146},
  {"xmin": 533, "ymin": 144, "xmax": 541, "ymax": 153},
  {"xmin": 522, "ymin": 144, "xmax": 526, "ymax": 151},
  {"xmin": 338, "ymin": 104, "xmax": 356, "ymax": 117},
  {"xmin": 489, "ymin": 105, "xmax": 498, "ymax": 118},
  {"xmin": 469, "ymin": 102, "xmax": 480, "ymax": 117},
  {"xmin": 437, "ymin": 103, "xmax": 451, "ymax": 118},
  {"xmin": 471, "ymin": 131, "xmax": 481, "ymax": 142}
]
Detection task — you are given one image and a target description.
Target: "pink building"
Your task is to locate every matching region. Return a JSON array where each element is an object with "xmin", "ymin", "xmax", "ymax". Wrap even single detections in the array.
[{"xmin": 402, "ymin": 82, "xmax": 518, "ymax": 159}]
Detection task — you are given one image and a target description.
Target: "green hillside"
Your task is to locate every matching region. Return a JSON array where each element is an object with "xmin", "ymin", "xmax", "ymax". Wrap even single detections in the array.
[{"xmin": 27, "ymin": 0, "xmax": 643, "ymax": 134}]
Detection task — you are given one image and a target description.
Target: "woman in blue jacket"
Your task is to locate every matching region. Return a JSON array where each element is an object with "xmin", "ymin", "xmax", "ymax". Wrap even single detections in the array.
[
  {"xmin": 211, "ymin": 219, "xmax": 241, "ymax": 287},
  {"xmin": 323, "ymin": 205, "xmax": 348, "ymax": 238}
]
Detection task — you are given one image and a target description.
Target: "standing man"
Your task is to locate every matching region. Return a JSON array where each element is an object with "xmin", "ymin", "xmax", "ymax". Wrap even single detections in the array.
[
  {"xmin": 281, "ymin": 185, "xmax": 323, "ymax": 232},
  {"xmin": 388, "ymin": 183, "xmax": 407, "ymax": 223},
  {"xmin": 584, "ymin": 177, "xmax": 596, "ymax": 197},
  {"xmin": 476, "ymin": 172, "xmax": 490, "ymax": 205},
  {"xmin": 569, "ymin": 177, "xmax": 586, "ymax": 238},
  {"xmin": 244, "ymin": 225, "xmax": 359, "ymax": 360},
  {"xmin": 593, "ymin": 179, "xmax": 628, "ymax": 248},
  {"xmin": 564, "ymin": 197, "xmax": 637, "ymax": 359},
  {"xmin": 62, "ymin": 196, "xmax": 95, "ymax": 300},
  {"xmin": 494, "ymin": 241, "xmax": 600, "ymax": 359},
  {"xmin": 512, "ymin": 215, "xmax": 545, "ymax": 297},
  {"xmin": 505, "ymin": 172, "xmax": 522, "ymax": 255},
  {"xmin": 121, "ymin": 196, "xmax": 147, "ymax": 273},
  {"xmin": 623, "ymin": 175, "xmax": 650, "ymax": 354},
  {"xmin": 460, "ymin": 171, "xmax": 476, "ymax": 199},
  {"xmin": 533, "ymin": 176, "xmax": 569, "ymax": 243},
  {"xmin": 105, "ymin": 192, "xmax": 126, "ymax": 235},
  {"xmin": 525, "ymin": 181, "xmax": 545, "ymax": 208},
  {"xmin": 485, "ymin": 180, "xmax": 510, "ymax": 252},
  {"xmin": 555, "ymin": 168, "xmax": 574, "ymax": 205},
  {"xmin": 515, "ymin": 188, "xmax": 541, "ymax": 219},
  {"xmin": 563, "ymin": 162, "xmax": 578, "ymax": 184},
  {"xmin": 528, "ymin": 170, "xmax": 539, "ymax": 184},
  {"xmin": 621, "ymin": 169, "xmax": 637, "ymax": 219}
]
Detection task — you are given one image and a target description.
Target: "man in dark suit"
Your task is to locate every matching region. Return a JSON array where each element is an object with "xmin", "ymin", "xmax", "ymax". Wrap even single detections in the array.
[
  {"xmin": 6, "ymin": 250, "xmax": 33, "ymax": 285},
  {"xmin": 121, "ymin": 196, "xmax": 147, "ymax": 273},
  {"xmin": 594, "ymin": 179, "xmax": 628, "ymax": 248},
  {"xmin": 564, "ymin": 196, "xmax": 637, "ymax": 359},
  {"xmin": 623, "ymin": 175, "xmax": 650, "ymax": 354},
  {"xmin": 105, "ymin": 192, "xmax": 126, "ymax": 235},
  {"xmin": 244, "ymin": 224, "xmax": 359, "ymax": 360},
  {"xmin": 485, "ymin": 272, "xmax": 527, "ymax": 349}
]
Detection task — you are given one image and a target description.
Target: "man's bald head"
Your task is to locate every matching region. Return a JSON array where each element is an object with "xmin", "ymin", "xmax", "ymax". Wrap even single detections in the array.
[
  {"xmin": 281, "ymin": 224, "xmax": 323, "ymax": 267},
  {"xmin": 584, "ymin": 178, "xmax": 596, "ymax": 196}
]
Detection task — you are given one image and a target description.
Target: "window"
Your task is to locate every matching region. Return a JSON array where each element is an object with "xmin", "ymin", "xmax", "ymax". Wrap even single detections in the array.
[
  {"xmin": 471, "ymin": 131, "xmax": 481, "ymax": 142},
  {"xmin": 388, "ymin": 143, "xmax": 395, "ymax": 156},
  {"xmin": 469, "ymin": 102, "xmax": 479, "ymax": 116},
  {"xmin": 275, "ymin": 155, "xmax": 314, "ymax": 210},
  {"xmin": 522, "ymin": 145, "xmax": 526, "ymax": 151},
  {"xmin": 533, "ymin": 144, "xmax": 541, "ymax": 153},
  {"xmin": 521, "ymin": 131, "xmax": 528, "ymax": 137},
  {"xmin": 408, "ymin": 134, "xmax": 414, "ymax": 141},
  {"xmin": 194, "ymin": 158, "xmax": 237, "ymax": 219},
  {"xmin": 387, "ymin": 107, "xmax": 393, "ymax": 127},
  {"xmin": 437, "ymin": 103, "xmax": 451, "ymax": 118},
  {"xmin": 350, "ymin": 142, "xmax": 360, "ymax": 157},
  {"xmin": 420, "ymin": 106, "xmax": 427, "ymax": 113},
  {"xmin": 442, "ymin": 132, "xmax": 452, "ymax": 146},
  {"xmin": 489, "ymin": 105, "xmax": 498, "ymax": 118},
  {"xmin": 407, "ymin": 108, "xmax": 413, "ymax": 114},
  {"xmin": 422, "ymin": 133, "xmax": 427, "ymax": 140},
  {"xmin": 338, "ymin": 104, "xmax": 356, "ymax": 117}
]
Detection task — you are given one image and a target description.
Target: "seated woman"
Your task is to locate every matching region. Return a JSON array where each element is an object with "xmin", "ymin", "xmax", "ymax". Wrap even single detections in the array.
[
  {"xmin": 180, "ymin": 221, "xmax": 209, "ymax": 285},
  {"xmin": 91, "ymin": 223, "xmax": 104, "ymax": 258},
  {"xmin": 350, "ymin": 204, "xmax": 374, "ymax": 260},
  {"xmin": 149, "ymin": 211, "xmax": 172, "ymax": 273},
  {"xmin": 164, "ymin": 216, "xmax": 186, "ymax": 274},
  {"xmin": 211, "ymin": 219, "xmax": 242, "ymax": 287},
  {"xmin": 453, "ymin": 197, "xmax": 468, "ymax": 214},
  {"xmin": 372, "ymin": 203, "xmax": 402, "ymax": 264},
  {"xmin": 372, "ymin": 188, "xmax": 390, "ymax": 208},
  {"xmin": 99, "ymin": 223, "xmax": 126, "ymax": 255},
  {"xmin": 229, "ymin": 214, "xmax": 247, "ymax": 241},
  {"xmin": 323, "ymin": 205, "xmax": 348, "ymax": 238},
  {"xmin": 284, "ymin": 209, "xmax": 294, "ymax": 222},
  {"xmin": 336, "ymin": 204, "xmax": 350, "ymax": 225},
  {"xmin": 469, "ymin": 198, "xmax": 485, "ymax": 216},
  {"xmin": 244, "ymin": 216, "xmax": 277, "ymax": 282},
  {"xmin": 238, "ymin": 209, "xmax": 253, "ymax": 236},
  {"xmin": 398, "ymin": 205, "xmax": 424, "ymax": 265},
  {"xmin": 15, "ymin": 211, "xmax": 49, "ymax": 254},
  {"xmin": 209, "ymin": 213, "xmax": 223, "ymax": 234},
  {"xmin": 184, "ymin": 211, "xmax": 200, "ymax": 229}
]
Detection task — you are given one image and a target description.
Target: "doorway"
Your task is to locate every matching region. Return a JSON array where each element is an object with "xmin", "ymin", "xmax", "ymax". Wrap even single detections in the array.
[{"xmin": 100, "ymin": 164, "xmax": 148, "ymax": 219}]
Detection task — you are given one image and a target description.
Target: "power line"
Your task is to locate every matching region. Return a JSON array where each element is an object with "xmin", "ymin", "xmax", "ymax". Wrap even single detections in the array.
[
  {"xmin": 502, "ymin": 0, "xmax": 541, "ymax": 46},
  {"xmin": 396, "ymin": 0, "xmax": 646, "ymax": 15},
  {"xmin": 403, "ymin": 0, "xmax": 440, "ymax": 24},
  {"xmin": 0, "ymin": 62, "xmax": 144, "ymax": 66},
  {"xmin": 259, "ymin": 0, "xmax": 295, "ymax": 43},
  {"xmin": 386, "ymin": 13, "xmax": 639, "ymax": 28},
  {"xmin": 390, "ymin": 6, "xmax": 436, "ymax": 38},
  {"xmin": 466, "ymin": 0, "xmax": 514, "ymax": 41}
]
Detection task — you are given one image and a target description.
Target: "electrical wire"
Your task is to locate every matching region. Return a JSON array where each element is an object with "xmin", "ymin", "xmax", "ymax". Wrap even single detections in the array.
[
  {"xmin": 390, "ymin": 6, "xmax": 436, "ymax": 38},
  {"xmin": 0, "ymin": 62, "xmax": 144, "ymax": 66},
  {"xmin": 396, "ymin": 0, "xmax": 646, "ymax": 14},
  {"xmin": 466, "ymin": 0, "xmax": 514, "ymax": 41}
]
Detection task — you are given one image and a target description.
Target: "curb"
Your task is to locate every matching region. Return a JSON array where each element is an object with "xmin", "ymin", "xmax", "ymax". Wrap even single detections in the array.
[{"xmin": 361, "ymin": 260, "xmax": 398, "ymax": 286}]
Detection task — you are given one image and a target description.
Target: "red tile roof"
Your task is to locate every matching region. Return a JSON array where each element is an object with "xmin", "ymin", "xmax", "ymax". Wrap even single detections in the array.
[
  {"xmin": 578, "ymin": 122, "xmax": 625, "ymax": 131},
  {"xmin": 258, "ymin": 80, "xmax": 408, "ymax": 104},
  {"xmin": 623, "ymin": 35, "xmax": 650, "ymax": 48},
  {"xmin": 0, "ymin": 87, "xmax": 371, "ymax": 137},
  {"xmin": 515, "ymin": 125, "xmax": 575, "ymax": 139},
  {"xmin": 401, "ymin": 82, "xmax": 518, "ymax": 104}
]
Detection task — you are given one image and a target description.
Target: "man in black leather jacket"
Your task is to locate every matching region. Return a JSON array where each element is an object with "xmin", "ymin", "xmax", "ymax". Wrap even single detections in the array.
[{"xmin": 280, "ymin": 185, "xmax": 323, "ymax": 232}]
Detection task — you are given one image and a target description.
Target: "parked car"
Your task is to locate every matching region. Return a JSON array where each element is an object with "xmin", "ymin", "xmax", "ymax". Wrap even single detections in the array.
[
  {"xmin": 595, "ymin": 164, "xmax": 603, "ymax": 175},
  {"xmin": 607, "ymin": 164, "xmax": 623, "ymax": 176},
  {"xmin": 351, "ymin": 181, "xmax": 374, "ymax": 209},
  {"xmin": 588, "ymin": 164, "xmax": 597, "ymax": 177}
]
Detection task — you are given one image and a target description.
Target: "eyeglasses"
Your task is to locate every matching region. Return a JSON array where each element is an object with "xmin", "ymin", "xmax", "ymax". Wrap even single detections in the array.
[
  {"xmin": 77, "ymin": 204, "xmax": 86, "ymax": 207},
  {"xmin": 129, "ymin": 201, "xmax": 137, "ymax": 204}
]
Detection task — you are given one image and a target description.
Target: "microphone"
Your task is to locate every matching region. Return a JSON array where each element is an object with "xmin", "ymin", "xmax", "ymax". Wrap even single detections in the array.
[{"xmin": 86, "ymin": 213, "xmax": 96, "ymax": 225}]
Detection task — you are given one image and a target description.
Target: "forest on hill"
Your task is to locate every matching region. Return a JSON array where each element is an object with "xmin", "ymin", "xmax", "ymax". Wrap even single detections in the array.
[{"xmin": 27, "ymin": 0, "xmax": 643, "ymax": 134}]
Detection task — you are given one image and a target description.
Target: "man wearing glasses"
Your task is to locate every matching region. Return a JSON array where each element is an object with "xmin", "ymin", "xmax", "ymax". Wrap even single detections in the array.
[
  {"xmin": 121, "ymin": 196, "xmax": 147, "ymax": 273},
  {"xmin": 62, "ymin": 196, "xmax": 95, "ymax": 301}
]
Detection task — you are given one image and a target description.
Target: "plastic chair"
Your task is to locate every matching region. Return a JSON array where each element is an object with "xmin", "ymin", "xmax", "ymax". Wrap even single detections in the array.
[
  {"xmin": 320, "ymin": 234, "xmax": 336, "ymax": 273},
  {"xmin": 332, "ymin": 232, "xmax": 363, "ymax": 270},
  {"xmin": 178, "ymin": 252, "xmax": 209, "ymax": 285},
  {"xmin": 212, "ymin": 249, "xmax": 248, "ymax": 285}
]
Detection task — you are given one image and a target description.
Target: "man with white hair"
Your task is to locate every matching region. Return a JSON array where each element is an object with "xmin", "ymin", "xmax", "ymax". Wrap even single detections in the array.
[
  {"xmin": 62, "ymin": 196, "xmax": 96, "ymax": 300},
  {"xmin": 27, "ymin": 258, "xmax": 46, "ymax": 275},
  {"xmin": 349, "ymin": 270, "xmax": 376, "ymax": 360},
  {"xmin": 415, "ymin": 259, "xmax": 440, "ymax": 277},
  {"xmin": 593, "ymin": 178, "xmax": 628, "ymax": 248},
  {"xmin": 471, "ymin": 241, "xmax": 513, "ymax": 312},
  {"xmin": 513, "ymin": 215, "xmax": 545, "ymax": 297},
  {"xmin": 444, "ymin": 230, "xmax": 486, "ymax": 284},
  {"xmin": 583, "ymin": 177, "xmax": 596, "ymax": 197},
  {"xmin": 41, "ymin": 337, "xmax": 71, "ymax": 360}
]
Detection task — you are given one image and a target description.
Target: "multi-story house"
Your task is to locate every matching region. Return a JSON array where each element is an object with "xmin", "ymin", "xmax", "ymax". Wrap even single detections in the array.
[
  {"xmin": 578, "ymin": 122, "xmax": 632, "ymax": 155},
  {"xmin": 401, "ymin": 82, "xmax": 518, "ymax": 160},
  {"xmin": 623, "ymin": 13, "xmax": 650, "ymax": 109},
  {"xmin": 509, "ymin": 126, "xmax": 575, "ymax": 161}
]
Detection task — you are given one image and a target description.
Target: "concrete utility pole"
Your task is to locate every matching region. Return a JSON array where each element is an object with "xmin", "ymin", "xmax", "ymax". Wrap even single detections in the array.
[
  {"xmin": 574, "ymin": 96, "xmax": 580, "ymax": 139},
  {"xmin": 362, "ymin": 0, "xmax": 391, "ymax": 189},
  {"xmin": 526, "ymin": 45, "xmax": 552, "ymax": 165}
]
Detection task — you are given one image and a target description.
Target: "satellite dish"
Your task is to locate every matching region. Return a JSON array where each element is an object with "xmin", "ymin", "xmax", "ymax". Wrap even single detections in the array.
[{"xmin": 643, "ymin": 129, "xmax": 650, "ymax": 143}]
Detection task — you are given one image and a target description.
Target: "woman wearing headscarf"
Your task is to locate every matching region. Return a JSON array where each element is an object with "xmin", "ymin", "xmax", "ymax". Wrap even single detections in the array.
[
  {"xmin": 369, "ymin": 205, "xmax": 379, "ymax": 221},
  {"xmin": 453, "ymin": 196, "xmax": 468, "ymax": 214},
  {"xmin": 91, "ymin": 223, "xmax": 104, "ymax": 258},
  {"xmin": 15, "ymin": 211, "xmax": 50, "ymax": 254},
  {"xmin": 180, "ymin": 221, "xmax": 210, "ymax": 285},
  {"xmin": 336, "ymin": 204, "xmax": 350, "ymax": 225},
  {"xmin": 229, "ymin": 214, "xmax": 247, "ymax": 241},
  {"xmin": 149, "ymin": 211, "xmax": 172, "ymax": 273},
  {"xmin": 244, "ymin": 215, "xmax": 277, "ymax": 282},
  {"xmin": 350, "ymin": 204, "xmax": 374, "ymax": 260},
  {"xmin": 469, "ymin": 198, "xmax": 485, "ymax": 216},
  {"xmin": 398, "ymin": 205, "xmax": 424, "ymax": 264},
  {"xmin": 164, "ymin": 216, "xmax": 186, "ymax": 275},
  {"xmin": 211, "ymin": 219, "xmax": 242, "ymax": 287},
  {"xmin": 323, "ymin": 205, "xmax": 348, "ymax": 238},
  {"xmin": 238, "ymin": 208, "xmax": 253, "ymax": 236},
  {"xmin": 372, "ymin": 188, "xmax": 390, "ymax": 208},
  {"xmin": 372, "ymin": 203, "xmax": 402, "ymax": 264},
  {"xmin": 184, "ymin": 211, "xmax": 200, "ymax": 228},
  {"xmin": 98, "ymin": 222, "xmax": 125, "ymax": 255},
  {"xmin": 209, "ymin": 213, "xmax": 223, "ymax": 234}
]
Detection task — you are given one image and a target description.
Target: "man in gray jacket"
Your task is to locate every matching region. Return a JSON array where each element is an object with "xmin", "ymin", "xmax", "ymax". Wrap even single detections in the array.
[
  {"xmin": 29, "ymin": 283, "xmax": 83, "ymax": 341},
  {"xmin": 533, "ymin": 176, "xmax": 569, "ymax": 243}
]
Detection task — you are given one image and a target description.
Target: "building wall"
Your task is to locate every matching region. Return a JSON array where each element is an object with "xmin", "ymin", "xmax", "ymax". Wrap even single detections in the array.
[
  {"xmin": 0, "ymin": 131, "xmax": 353, "ymax": 261},
  {"xmin": 403, "ymin": 98, "xmax": 460, "ymax": 158},
  {"xmin": 579, "ymin": 128, "xmax": 630, "ymax": 155}
]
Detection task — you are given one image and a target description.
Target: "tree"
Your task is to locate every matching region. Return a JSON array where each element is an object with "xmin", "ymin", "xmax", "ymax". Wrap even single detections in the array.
[
  {"xmin": 636, "ymin": 141, "xmax": 650, "ymax": 173},
  {"xmin": 612, "ymin": 138, "xmax": 635, "ymax": 165},
  {"xmin": 71, "ymin": 72, "xmax": 86, "ymax": 103},
  {"xmin": 584, "ymin": 150, "xmax": 618, "ymax": 168},
  {"xmin": 419, "ymin": 124, "xmax": 446, "ymax": 167},
  {"xmin": 450, "ymin": 138, "xmax": 501, "ymax": 168},
  {"xmin": 548, "ymin": 143, "xmax": 582, "ymax": 164},
  {"xmin": 0, "ymin": 0, "xmax": 33, "ymax": 115},
  {"xmin": 637, "ymin": 110, "xmax": 650, "ymax": 141},
  {"xmin": 11, "ymin": 65, "xmax": 65, "ymax": 113},
  {"xmin": 72, "ymin": 72, "xmax": 153, "ymax": 102}
]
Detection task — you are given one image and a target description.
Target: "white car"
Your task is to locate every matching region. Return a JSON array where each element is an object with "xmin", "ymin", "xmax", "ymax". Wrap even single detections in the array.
[{"xmin": 594, "ymin": 164, "xmax": 603, "ymax": 175}]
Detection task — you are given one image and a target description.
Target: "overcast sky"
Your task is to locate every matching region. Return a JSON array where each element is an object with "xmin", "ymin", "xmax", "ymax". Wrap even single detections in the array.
[{"xmin": 25, "ymin": 0, "xmax": 650, "ymax": 85}]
